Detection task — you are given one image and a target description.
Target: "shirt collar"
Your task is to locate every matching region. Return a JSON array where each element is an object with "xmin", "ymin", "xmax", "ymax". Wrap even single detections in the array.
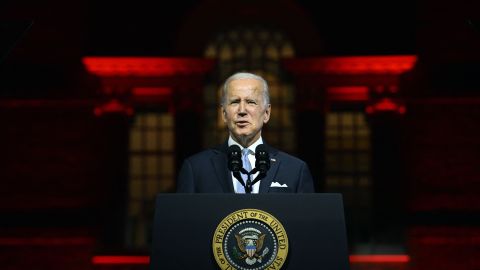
[{"xmin": 228, "ymin": 135, "xmax": 263, "ymax": 154}]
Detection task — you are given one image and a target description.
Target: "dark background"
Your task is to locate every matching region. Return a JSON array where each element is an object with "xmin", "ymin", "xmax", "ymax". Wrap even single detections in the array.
[{"xmin": 1, "ymin": 1, "xmax": 480, "ymax": 270}]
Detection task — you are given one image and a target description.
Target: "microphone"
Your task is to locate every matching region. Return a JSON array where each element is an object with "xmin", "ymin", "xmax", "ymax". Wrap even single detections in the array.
[
  {"xmin": 227, "ymin": 145, "xmax": 243, "ymax": 172},
  {"xmin": 255, "ymin": 144, "xmax": 270, "ymax": 174},
  {"xmin": 228, "ymin": 144, "xmax": 251, "ymax": 193}
]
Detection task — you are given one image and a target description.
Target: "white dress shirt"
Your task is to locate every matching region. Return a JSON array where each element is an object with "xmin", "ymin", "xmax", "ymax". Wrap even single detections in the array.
[{"xmin": 228, "ymin": 136, "xmax": 262, "ymax": 193}]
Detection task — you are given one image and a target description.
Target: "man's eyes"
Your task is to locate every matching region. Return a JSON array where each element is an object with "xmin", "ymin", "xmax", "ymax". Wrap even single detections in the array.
[{"xmin": 229, "ymin": 100, "xmax": 257, "ymax": 105}]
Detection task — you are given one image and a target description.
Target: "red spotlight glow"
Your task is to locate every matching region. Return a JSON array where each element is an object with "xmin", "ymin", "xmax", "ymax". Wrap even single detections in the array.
[
  {"xmin": 90, "ymin": 254, "xmax": 410, "ymax": 265},
  {"xmin": 132, "ymin": 87, "xmax": 172, "ymax": 97},
  {"xmin": 373, "ymin": 98, "xmax": 398, "ymax": 111},
  {"xmin": 284, "ymin": 55, "xmax": 417, "ymax": 75},
  {"xmin": 349, "ymin": 254, "xmax": 410, "ymax": 263},
  {"xmin": 366, "ymin": 98, "xmax": 406, "ymax": 115},
  {"xmin": 93, "ymin": 99, "xmax": 134, "ymax": 116},
  {"xmin": 92, "ymin": 256, "xmax": 150, "ymax": 265},
  {"xmin": 327, "ymin": 86, "xmax": 369, "ymax": 101},
  {"xmin": 82, "ymin": 57, "xmax": 215, "ymax": 77}
]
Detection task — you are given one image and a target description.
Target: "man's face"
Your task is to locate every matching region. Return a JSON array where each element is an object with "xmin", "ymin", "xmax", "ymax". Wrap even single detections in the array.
[{"xmin": 222, "ymin": 78, "xmax": 271, "ymax": 147}]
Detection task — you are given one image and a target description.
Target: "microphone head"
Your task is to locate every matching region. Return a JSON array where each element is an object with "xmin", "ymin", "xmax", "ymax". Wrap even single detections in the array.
[
  {"xmin": 227, "ymin": 145, "xmax": 242, "ymax": 172},
  {"xmin": 255, "ymin": 144, "xmax": 270, "ymax": 173}
]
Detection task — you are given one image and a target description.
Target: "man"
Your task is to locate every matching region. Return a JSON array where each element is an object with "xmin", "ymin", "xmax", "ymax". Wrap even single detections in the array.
[{"xmin": 176, "ymin": 72, "xmax": 314, "ymax": 193}]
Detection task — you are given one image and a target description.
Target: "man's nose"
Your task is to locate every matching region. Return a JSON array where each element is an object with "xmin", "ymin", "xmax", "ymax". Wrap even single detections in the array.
[{"xmin": 238, "ymin": 101, "xmax": 247, "ymax": 114}]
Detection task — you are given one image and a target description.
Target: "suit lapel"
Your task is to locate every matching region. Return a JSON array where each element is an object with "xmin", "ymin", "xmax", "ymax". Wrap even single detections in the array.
[
  {"xmin": 259, "ymin": 144, "xmax": 280, "ymax": 193},
  {"xmin": 211, "ymin": 143, "xmax": 235, "ymax": 193}
]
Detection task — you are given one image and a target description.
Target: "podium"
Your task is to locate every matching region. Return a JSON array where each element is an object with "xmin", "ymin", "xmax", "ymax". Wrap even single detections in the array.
[{"xmin": 150, "ymin": 193, "xmax": 350, "ymax": 269}]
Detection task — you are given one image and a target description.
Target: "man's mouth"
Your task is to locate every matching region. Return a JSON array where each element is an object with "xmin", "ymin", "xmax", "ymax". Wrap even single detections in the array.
[{"xmin": 235, "ymin": 121, "xmax": 249, "ymax": 127}]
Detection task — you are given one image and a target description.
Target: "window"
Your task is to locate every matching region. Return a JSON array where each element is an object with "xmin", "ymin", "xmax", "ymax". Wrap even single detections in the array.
[
  {"xmin": 203, "ymin": 26, "xmax": 296, "ymax": 152},
  {"xmin": 126, "ymin": 112, "xmax": 175, "ymax": 248},
  {"xmin": 325, "ymin": 111, "xmax": 373, "ymax": 244}
]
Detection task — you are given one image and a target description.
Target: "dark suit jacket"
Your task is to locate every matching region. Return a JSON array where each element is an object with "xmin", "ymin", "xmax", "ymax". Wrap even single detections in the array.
[{"xmin": 176, "ymin": 142, "xmax": 315, "ymax": 193}]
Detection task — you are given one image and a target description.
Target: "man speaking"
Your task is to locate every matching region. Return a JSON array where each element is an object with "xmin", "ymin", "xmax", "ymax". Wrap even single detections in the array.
[{"xmin": 176, "ymin": 72, "xmax": 314, "ymax": 193}]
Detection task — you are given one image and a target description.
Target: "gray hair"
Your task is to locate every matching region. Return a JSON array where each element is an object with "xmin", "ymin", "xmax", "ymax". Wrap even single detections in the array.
[{"xmin": 221, "ymin": 72, "xmax": 270, "ymax": 107}]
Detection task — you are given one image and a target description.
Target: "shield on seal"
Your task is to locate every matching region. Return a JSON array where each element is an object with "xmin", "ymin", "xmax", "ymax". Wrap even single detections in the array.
[{"xmin": 245, "ymin": 241, "xmax": 256, "ymax": 257}]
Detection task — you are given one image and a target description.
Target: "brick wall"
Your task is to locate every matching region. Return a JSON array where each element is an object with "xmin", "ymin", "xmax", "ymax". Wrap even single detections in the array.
[
  {"xmin": 0, "ymin": 102, "xmax": 129, "ymax": 269},
  {"xmin": 402, "ymin": 100, "xmax": 480, "ymax": 270},
  {"xmin": 1, "ymin": 104, "xmax": 108, "ymax": 211},
  {"xmin": 403, "ymin": 101, "xmax": 480, "ymax": 212}
]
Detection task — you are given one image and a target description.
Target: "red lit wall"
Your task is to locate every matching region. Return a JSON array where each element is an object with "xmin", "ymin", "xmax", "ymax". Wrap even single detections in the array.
[
  {"xmin": 402, "ymin": 100, "xmax": 480, "ymax": 212},
  {"xmin": 0, "ymin": 103, "xmax": 108, "ymax": 210},
  {"xmin": 402, "ymin": 100, "xmax": 480, "ymax": 270}
]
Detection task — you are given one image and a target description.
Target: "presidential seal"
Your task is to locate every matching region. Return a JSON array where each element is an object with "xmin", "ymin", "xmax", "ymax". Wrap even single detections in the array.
[{"xmin": 212, "ymin": 209, "xmax": 288, "ymax": 270}]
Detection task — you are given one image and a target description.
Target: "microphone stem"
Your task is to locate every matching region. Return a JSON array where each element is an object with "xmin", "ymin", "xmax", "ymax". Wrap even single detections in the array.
[
  {"xmin": 250, "ymin": 172, "xmax": 265, "ymax": 187},
  {"xmin": 238, "ymin": 169, "xmax": 266, "ymax": 193},
  {"xmin": 233, "ymin": 172, "xmax": 248, "ymax": 193},
  {"xmin": 244, "ymin": 171, "xmax": 266, "ymax": 193},
  {"xmin": 245, "ymin": 173, "xmax": 252, "ymax": 193}
]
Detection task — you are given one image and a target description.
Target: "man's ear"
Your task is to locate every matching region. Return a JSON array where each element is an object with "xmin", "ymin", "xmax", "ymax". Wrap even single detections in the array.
[
  {"xmin": 221, "ymin": 106, "xmax": 227, "ymax": 123},
  {"xmin": 263, "ymin": 104, "xmax": 271, "ymax": 124}
]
